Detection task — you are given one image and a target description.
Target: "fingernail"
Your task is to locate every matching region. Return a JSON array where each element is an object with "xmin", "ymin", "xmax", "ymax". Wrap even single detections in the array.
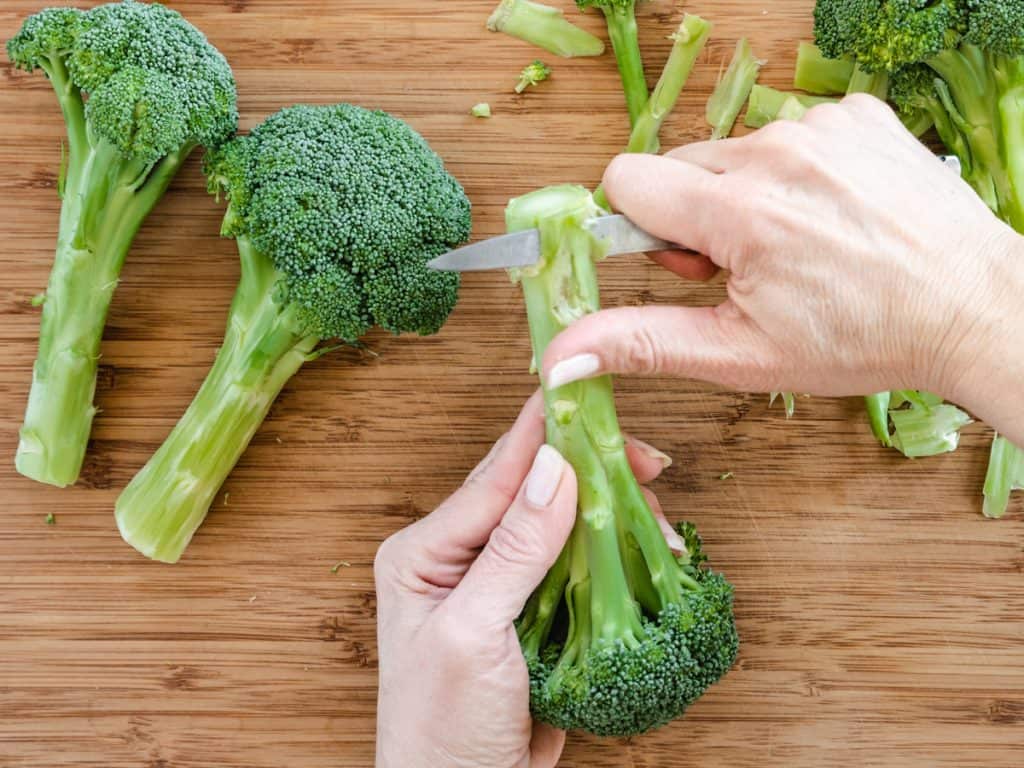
[
  {"xmin": 547, "ymin": 353, "xmax": 601, "ymax": 389},
  {"xmin": 658, "ymin": 517, "xmax": 686, "ymax": 554},
  {"xmin": 526, "ymin": 445, "xmax": 565, "ymax": 508},
  {"xmin": 632, "ymin": 437, "xmax": 673, "ymax": 469}
]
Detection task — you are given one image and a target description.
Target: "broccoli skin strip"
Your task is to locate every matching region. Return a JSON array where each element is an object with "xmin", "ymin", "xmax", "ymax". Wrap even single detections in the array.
[
  {"xmin": 6, "ymin": 0, "xmax": 238, "ymax": 488},
  {"xmin": 114, "ymin": 105, "xmax": 470, "ymax": 563},
  {"xmin": 487, "ymin": 0, "xmax": 605, "ymax": 58},
  {"xmin": 707, "ymin": 37, "xmax": 763, "ymax": 140},
  {"xmin": 578, "ymin": 0, "xmax": 650, "ymax": 126},
  {"xmin": 509, "ymin": 185, "xmax": 738, "ymax": 736}
]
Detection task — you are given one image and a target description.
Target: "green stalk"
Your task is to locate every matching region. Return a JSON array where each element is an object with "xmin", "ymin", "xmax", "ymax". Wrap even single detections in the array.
[
  {"xmin": 625, "ymin": 14, "xmax": 711, "ymax": 154},
  {"xmin": 846, "ymin": 63, "xmax": 889, "ymax": 99},
  {"xmin": 601, "ymin": 4, "xmax": 649, "ymax": 126},
  {"xmin": 982, "ymin": 435, "xmax": 1024, "ymax": 519},
  {"xmin": 744, "ymin": 85, "xmax": 835, "ymax": 129},
  {"xmin": 115, "ymin": 236, "xmax": 319, "ymax": 563},
  {"xmin": 487, "ymin": 0, "xmax": 605, "ymax": 58},
  {"xmin": 16, "ymin": 129, "xmax": 190, "ymax": 487},
  {"xmin": 793, "ymin": 42, "xmax": 854, "ymax": 95},
  {"xmin": 706, "ymin": 37, "xmax": 762, "ymax": 141},
  {"xmin": 889, "ymin": 401, "xmax": 972, "ymax": 459},
  {"xmin": 865, "ymin": 392, "xmax": 893, "ymax": 447},
  {"xmin": 993, "ymin": 54, "xmax": 1024, "ymax": 230}
]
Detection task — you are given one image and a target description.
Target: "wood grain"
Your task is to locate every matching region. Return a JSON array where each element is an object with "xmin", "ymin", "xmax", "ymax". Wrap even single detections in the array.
[{"xmin": 1, "ymin": 1, "xmax": 1022, "ymax": 766}]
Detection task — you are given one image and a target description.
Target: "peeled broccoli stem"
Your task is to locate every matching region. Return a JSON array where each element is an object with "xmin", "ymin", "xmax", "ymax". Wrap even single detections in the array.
[
  {"xmin": 983, "ymin": 435, "xmax": 1024, "ymax": 519},
  {"xmin": 706, "ymin": 37, "xmax": 762, "ymax": 141},
  {"xmin": 511, "ymin": 185, "xmax": 696, "ymax": 672},
  {"xmin": 487, "ymin": 0, "xmax": 605, "ymax": 58},
  {"xmin": 115, "ymin": 235, "xmax": 318, "ymax": 563},
  {"xmin": 15, "ymin": 58, "xmax": 190, "ymax": 487}
]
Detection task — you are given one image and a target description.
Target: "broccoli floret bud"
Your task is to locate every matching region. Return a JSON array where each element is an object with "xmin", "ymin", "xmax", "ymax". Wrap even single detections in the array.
[{"xmin": 6, "ymin": 8, "xmax": 82, "ymax": 71}]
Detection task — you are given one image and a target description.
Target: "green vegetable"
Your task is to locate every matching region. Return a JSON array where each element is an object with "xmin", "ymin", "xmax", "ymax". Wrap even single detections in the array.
[
  {"xmin": 706, "ymin": 37, "xmax": 763, "ymax": 140},
  {"xmin": 776, "ymin": 95, "xmax": 809, "ymax": 121},
  {"xmin": 471, "ymin": 102, "xmax": 493, "ymax": 118},
  {"xmin": 744, "ymin": 85, "xmax": 835, "ymax": 129},
  {"xmin": 770, "ymin": 391, "xmax": 797, "ymax": 418},
  {"xmin": 6, "ymin": 0, "xmax": 238, "ymax": 488},
  {"xmin": 794, "ymin": 41, "xmax": 854, "ymax": 94},
  {"xmin": 577, "ymin": 0, "xmax": 650, "ymax": 125},
  {"xmin": 45, "ymin": 513, "xmax": 56, "ymax": 526},
  {"xmin": 516, "ymin": 60, "xmax": 552, "ymax": 92},
  {"xmin": 487, "ymin": 0, "xmax": 605, "ymax": 58},
  {"xmin": 114, "ymin": 104, "xmax": 471, "ymax": 562},
  {"xmin": 983, "ymin": 435, "xmax": 1024, "ymax": 519},
  {"xmin": 627, "ymin": 15, "xmax": 712, "ymax": 153},
  {"xmin": 846, "ymin": 62, "xmax": 890, "ymax": 99},
  {"xmin": 509, "ymin": 185, "xmax": 738, "ymax": 737}
]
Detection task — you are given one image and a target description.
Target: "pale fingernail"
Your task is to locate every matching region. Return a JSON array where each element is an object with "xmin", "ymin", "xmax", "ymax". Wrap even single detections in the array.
[
  {"xmin": 658, "ymin": 517, "xmax": 686, "ymax": 554},
  {"xmin": 632, "ymin": 437, "xmax": 673, "ymax": 469},
  {"xmin": 526, "ymin": 445, "xmax": 565, "ymax": 507},
  {"xmin": 547, "ymin": 353, "xmax": 601, "ymax": 389}
]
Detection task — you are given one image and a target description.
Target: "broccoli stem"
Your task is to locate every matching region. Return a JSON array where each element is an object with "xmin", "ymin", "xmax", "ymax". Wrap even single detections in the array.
[
  {"xmin": 15, "ymin": 134, "xmax": 188, "ymax": 487},
  {"xmin": 982, "ymin": 435, "xmax": 1024, "ymax": 519},
  {"xmin": 865, "ymin": 392, "xmax": 893, "ymax": 447},
  {"xmin": 625, "ymin": 14, "xmax": 711, "ymax": 154},
  {"xmin": 115, "ymin": 236, "xmax": 318, "ymax": 562},
  {"xmin": 601, "ymin": 5, "xmax": 649, "ymax": 126},
  {"xmin": 487, "ymin": 0, "xmax": 605, "ymax": 58},
  {"xmin": 706, "ymin": 37, "xmax": 762, "ymax": 141},
  {"xmin": 889, "ymin": 401, "xmax": 972, "ymax": 459},
  {"xmin": 793, "ymin": 42, "xmax": 854, "ymax": 95},
  {"xmin": 744, "ymin": 85, "xmax": 836, "ymax": 129},
  {"xmin": 846, "ymin": 63, "xmax": 889, "ymax": 99}
]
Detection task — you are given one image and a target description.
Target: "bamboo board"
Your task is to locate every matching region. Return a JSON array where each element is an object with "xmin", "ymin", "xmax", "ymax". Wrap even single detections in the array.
[{"xmin": 0, "ymin": 1, "xmax": 1022, "ymax": 766}]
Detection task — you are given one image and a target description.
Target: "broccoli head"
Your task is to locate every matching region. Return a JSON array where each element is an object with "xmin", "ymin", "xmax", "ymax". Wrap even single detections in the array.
[
  {"xmin": 116, "ymin": 104, "xmax": 470, "ymax": 563},
  {"xmin": 7, "ymin": 0, "xmax": 238, "ymax": 488}
]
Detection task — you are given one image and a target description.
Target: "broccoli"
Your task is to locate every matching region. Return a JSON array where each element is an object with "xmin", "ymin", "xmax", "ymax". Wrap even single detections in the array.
[
  {"xmin": 487, "ymin": 0, "xmax": 605, "ymax": 58},
  {"xmin": 794, "ymin": 41, "xmax": 855, "ymax": 95},
  {"xmin": 6, "ymin": 0, "xmax": 238, "ymax": 488},
  {"xmin": 706, "ymin": 38, "xmax": 764, "ymax": 140},
  {"xmin": 471, "ymin": 102, "xmax": 493, "ymax": 118},
  {"xmin": 508, "ymin": 185, "xmax": 738, "ymax": 736},
  {"xmin": 744, "ymin": 85, "xmax": 836, "ymax": 129},
  {"xmin": 114, "ymin": 104, "xmax": 471, "ymax": 562},
  {"xmin": 516, "ymin": 60, "xmax": 552, "ymax": 92},
  {"xmin": 577, "ymin": 0, "xmax": 650, "ymax": 125}
]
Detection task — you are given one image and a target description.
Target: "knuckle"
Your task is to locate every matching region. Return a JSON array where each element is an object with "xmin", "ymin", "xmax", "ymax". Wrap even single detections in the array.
[
  {"xmin": 486, "ymin": 519, "xmax": 541, "ymax": 569},
  {"xmin": 373, "ymin": 533, "xmax": 404, "ymax": 584},
  {"xmin": 755, "ymin": 119, "xmax": 805, "ymax": 149},
  {"xmin": 802, "ymin": 102, "xmax": 844, "ymax": 127},
  {"xmin": 626, "ymin": 322, "xmax": 667, "ymax": 375}
]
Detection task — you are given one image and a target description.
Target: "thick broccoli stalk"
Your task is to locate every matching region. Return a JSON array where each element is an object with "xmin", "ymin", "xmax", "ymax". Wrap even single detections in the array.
[
  {"xmin": 706, "ymin": 38, "xmax": 763, "ymax": 141},
  {"xmin": 744, "ymin": 85, "xmax": 836, "ymax": 129},
  {"xmin": 577, "ymin": 0, "xmax": 650, "ymax": 126},
  {"xmin": 794, "ymin": 41, "xmax": 855, "ymax": 95},
  {"xmin": 6, "ymin": 1, "xmax": 237, "ymax": 487},
  {"xmin": 115, "ymin": 104, "xmax": 471, "ymax": 562},
  {"xmin": 509, "ymin": 186, "xmax": 738, "ymax": 736},
  {"xmin": 488, "ymin": 0, "xmax": 605, "ymax": 58}
]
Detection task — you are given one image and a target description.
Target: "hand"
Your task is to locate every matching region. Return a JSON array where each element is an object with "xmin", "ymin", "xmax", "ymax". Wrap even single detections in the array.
[
  {"xmin": 540, "ymin": 95, "xmax": 1024, "ymax": 423},
  {"xmin": 374, "ymin": 393, "xmax": 677, "ymax": 768}
]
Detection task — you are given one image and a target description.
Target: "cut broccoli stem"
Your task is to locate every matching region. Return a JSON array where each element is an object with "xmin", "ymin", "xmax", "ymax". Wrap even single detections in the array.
[
  {"xmin": 744, "ymin": 85, "xmax": 836, "ymax": 128},
  {"xmin": 793, "ymin": 42, "xmax": 854, "ymax": 95},
  {"xmin": 626, "ymin": 14, "xmax": 711, "ymax": 154},
  {"xmin": 890, "ymin": 401, "xmax": 972, "ymax": 459},
  {"xmin": 600, "ymin": 5, "xmax": 649, "ymax": 126},
  {"xmin": 16, "ymin": 136, "xmax": 191, "ymax": 487},
  {"xmin": 706, "ymin": 37, "xmax": 762, "ymax": 140},
  {"xmin": 487, "ymin": 0, "xmax": 605, "ymax": 58},
  {"xmin": 847, "ymin": 63, "xmax": 889, "ymax": 99},
  {"xmin": 865, "ymin": 392, "xmax": 893, "ymax": 447},
  {"xmin": 115, "ymin": 236, "xmax": 318, "ymax": 563},
  {"xmin": 776, "ymin": 95, "xmax": 809, "ymax": 121},
  {"xmin": 982, "ymin": 435, "xmax": 1024, "ymax": 519},
  {"xmin": 770, "ymin": 391, "xmax": 797, "ymax": 418}
]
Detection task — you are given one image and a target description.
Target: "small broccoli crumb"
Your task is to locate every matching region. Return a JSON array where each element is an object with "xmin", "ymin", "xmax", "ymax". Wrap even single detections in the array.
[
  {"xmin": 30, "ymin": 293, "xmax": 46, "ymax": 307},
  {"xmin": 45, "ymin": 513, "xmax": 56, "ymax": 525},
  {"xmin": 515, "ymin": 60, "xmax": 551, "ymax": 93},
  {"xmin": 718, "ymin": 471, "xmax": 734, "ymax": 481},
  {"xmin": 330, "ymin": 560, "xmax": 352, "ymax": 574},
  {"xmin": 471, "ymin": 102, "xmax": 493, "ymax": 118}
]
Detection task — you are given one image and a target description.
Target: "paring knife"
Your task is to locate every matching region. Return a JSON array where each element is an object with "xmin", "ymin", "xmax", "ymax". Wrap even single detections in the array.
[{"xmin": 428, "ymin": 155, "xmax": 963, "ymax": 273}]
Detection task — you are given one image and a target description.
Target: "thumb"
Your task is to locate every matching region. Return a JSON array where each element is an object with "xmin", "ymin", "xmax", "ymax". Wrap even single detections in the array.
[
  {"xmin": 542, "ymin": 304, "xmax": 778, "ymax": 392},
  {"xmin": 448, "ymin": 445, "xmax": 577, "ymax": 628}
]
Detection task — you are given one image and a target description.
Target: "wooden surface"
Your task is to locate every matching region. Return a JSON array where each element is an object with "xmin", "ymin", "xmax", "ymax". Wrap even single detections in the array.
[{"xmin": 1, "ymin": 1, "xmax": 1022, "ymax": 766}]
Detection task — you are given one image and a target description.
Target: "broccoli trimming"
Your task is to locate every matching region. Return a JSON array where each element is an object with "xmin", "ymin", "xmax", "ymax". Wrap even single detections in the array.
[
  {"xmin": 488, "ymin": 0, "xmax": 605, "ymax": 58},
  {"xmin": 577, "ymin": 0, "xmax": 650, "ymax": 125},
  {"xmin": 706, "ymin": 38, "xmax": 764, "ymax": 140},
  {"xmin": 114, "ymin": 104, "xmax": 471, "ymax": 562},
  {"xmin": 509, "ymin": 186, "xmax": 738, "ymax": 736},
  {"xmin": 6, "ymin": 0, "xmax": 238, "ymax": 488},
  {"xmin": 812, "ymin": 0, "xmax": 1024, "ymax": 513},
  {"xmin": 516, "ymin": 60, "xmax": 552, "ymax": 92}
]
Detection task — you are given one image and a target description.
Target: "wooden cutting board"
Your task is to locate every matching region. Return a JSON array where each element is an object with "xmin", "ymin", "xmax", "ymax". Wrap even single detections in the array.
[{"xmin": 1, "ymin": 1, "xmax": 1022, "ymax": 766}]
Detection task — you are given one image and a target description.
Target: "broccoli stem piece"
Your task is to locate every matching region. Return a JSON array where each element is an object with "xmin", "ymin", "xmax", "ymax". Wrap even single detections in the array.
[
  {"xmin": 115, "ymin": 236, "xmax": 318, "ymax": 563},
  {"xmin": 706, "ymin": 37, "xmax": 762, "ymax": 140},
  {"xmin": 983, "ymin": 435, "xmax": 1024, "ymax": 519},
  {"xmin": 487, "ymin": 0, "xmax": 605, "ymax": 58},
  {"xmin": 591, "ymin": 2, "xmax": 649, "ymax": 126},
  {"xmin": 846, "ymin": 62, "xmax": 889, "ymax": 99},
  {"xmin": 626, "ymin": 14, "xmax": 711, "ymax": 154},
  {"xmin": 889, "ymin": 399, "xmax": 972, "ymax": 459},
  {"xmin": 865, "ymin": 392, "xmax": 893, "ymax": 447},
  {"xmin": 793, "ymin": 42, "xmax": 854, "ymax": 95},
  {"xmin": 744, "ymin": 85, "xmax": 836, "ymax": 128},
  {"xmin": 16, "ymin": 125, "xmax": 190, "ymax": 487}
]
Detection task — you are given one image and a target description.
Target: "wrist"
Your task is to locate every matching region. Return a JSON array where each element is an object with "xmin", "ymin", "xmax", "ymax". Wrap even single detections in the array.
[{"xmin": 937, "ymin": 223, "xmax": 1024, "ymax": 442}]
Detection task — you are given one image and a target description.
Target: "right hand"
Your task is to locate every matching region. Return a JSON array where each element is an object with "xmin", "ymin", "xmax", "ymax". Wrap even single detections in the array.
[{"xmin": 541, "ymin": 95, "xmax": 1024, "ymax": 429}]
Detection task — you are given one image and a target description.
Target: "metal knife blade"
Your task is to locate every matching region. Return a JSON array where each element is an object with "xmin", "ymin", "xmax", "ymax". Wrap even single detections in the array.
[{"xmin": 426, "ymin": 215, "xmax": 678, "ymax": 273}]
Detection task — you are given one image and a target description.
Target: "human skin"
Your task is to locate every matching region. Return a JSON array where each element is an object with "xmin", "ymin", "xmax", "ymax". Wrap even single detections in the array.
[{"xmin": 542, "ymin": 95, "xmax": 1024, "ymax": 448}]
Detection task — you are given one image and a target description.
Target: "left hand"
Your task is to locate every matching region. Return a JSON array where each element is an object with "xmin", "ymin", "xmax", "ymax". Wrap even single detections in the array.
[{"xmin": 374, "ymin": 393, "xmax": 676, "ymax": 768}]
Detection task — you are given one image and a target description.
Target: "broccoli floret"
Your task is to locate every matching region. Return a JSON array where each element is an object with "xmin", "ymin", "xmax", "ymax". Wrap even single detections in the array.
[
  {"xmin": 6, "ymin": 1, "xmax": 238, "ymax": 488},
  {"xmin": 114, "ymin": 104, "xmax": 470, "ymax": 562},
  {"xmin": 515, "ymin": 60, "xmax": 552, "ymax": 92},
  {"xmin": 508, "ymin": 186, "xmax": 738, "ymax": 737},
  {"xmin": 577, "ymin": 0, "xmax": 650, "ymax": 125}
]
